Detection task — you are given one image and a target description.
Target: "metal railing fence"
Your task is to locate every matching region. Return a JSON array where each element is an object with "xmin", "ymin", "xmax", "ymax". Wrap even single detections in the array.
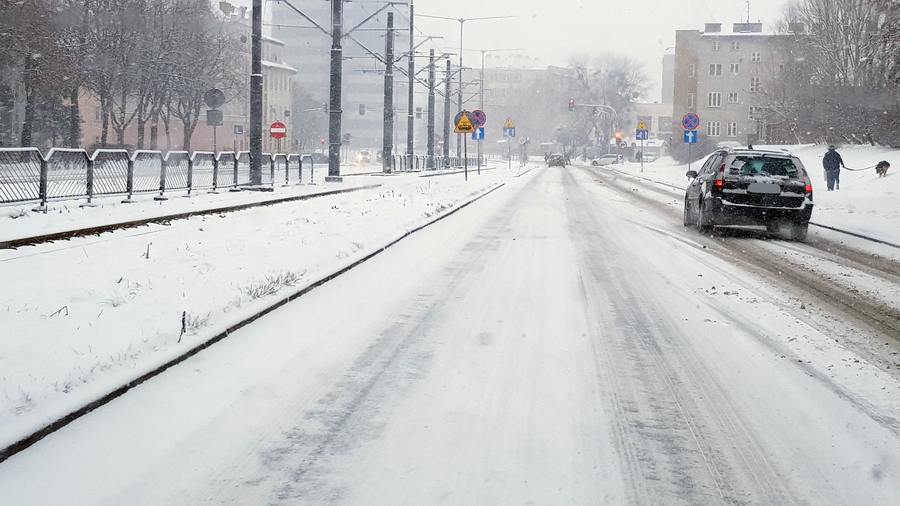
[
  {"xmin": 0, "ymin": 148, "xmax": 337, "ymax": 207},
  {"xmin": 0, "ymin": 147, "xmax": 485, "ymax": 207}
]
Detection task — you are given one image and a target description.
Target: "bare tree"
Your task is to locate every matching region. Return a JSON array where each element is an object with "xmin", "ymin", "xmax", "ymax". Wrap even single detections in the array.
[
  {"xmin": 777, "ymin": 0, "xmax": 900, "ymax": 146},
  {"xmin": 167, "ymin": 0, "xmax": 243, "ymax": 151},
  {"xmin": 564, "ymin": 53, "xmax": 650, "ymax": 146},
  {"xmin": 1, "ymin": 0, "xmax": 79, "ymax": 147}
]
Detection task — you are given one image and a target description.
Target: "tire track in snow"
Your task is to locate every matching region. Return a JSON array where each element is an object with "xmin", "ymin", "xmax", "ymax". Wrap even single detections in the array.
[{"xmin": 561, "ymin": 168, "xmax": 800, "ymax": 505}]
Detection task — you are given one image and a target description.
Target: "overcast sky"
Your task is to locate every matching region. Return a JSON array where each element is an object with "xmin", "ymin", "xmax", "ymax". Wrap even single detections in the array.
[
  {"xmin": 246, "ymin": 0, "xmax": 791, "ymax": 102},
  {"xmin": 411, "ymin": 0, "xmax": 791, "ymax": 101}
]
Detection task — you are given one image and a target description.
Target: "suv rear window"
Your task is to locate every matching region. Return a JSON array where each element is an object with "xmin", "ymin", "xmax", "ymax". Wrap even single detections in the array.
[{"xmin": 729, "ymin": 156, "xmax": 799, "ymax": 177}]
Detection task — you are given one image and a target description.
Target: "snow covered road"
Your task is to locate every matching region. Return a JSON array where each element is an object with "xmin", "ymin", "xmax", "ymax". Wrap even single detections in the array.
[{"xmin": 1, "ymin": 165, "xmax": 899, "ymax": 504}]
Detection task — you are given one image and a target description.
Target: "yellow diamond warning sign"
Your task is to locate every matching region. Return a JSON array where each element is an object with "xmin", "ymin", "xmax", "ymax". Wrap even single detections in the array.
[{"xmin": 455, "ymin": 112, "xmax": 475, "ymax": 133}]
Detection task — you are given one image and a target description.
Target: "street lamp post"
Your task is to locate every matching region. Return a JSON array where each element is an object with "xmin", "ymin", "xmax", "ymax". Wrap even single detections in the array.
[
  {"xmin": 418, "ymin": 14, "xmax": 514, "ymax": 163},
  {"xmin": 406, "ymin": 0, "xmax": 415, "ymax": 162}
]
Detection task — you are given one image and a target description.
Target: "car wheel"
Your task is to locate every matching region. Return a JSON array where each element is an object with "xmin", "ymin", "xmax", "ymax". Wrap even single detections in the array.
[
  {"xmin": 591, "ymin": 161, "xmax": 599, "ymax": 166},
  {"xmin": 683, "ymin": 196, "xmax": 695, "ymax": 227},
  {"xmin": 791, "ymin": 222, "xmax": 809, "ymax": 241},
  {"xmin": 698, "ymin": 198, "xmax": 714, "ymax": 232}
]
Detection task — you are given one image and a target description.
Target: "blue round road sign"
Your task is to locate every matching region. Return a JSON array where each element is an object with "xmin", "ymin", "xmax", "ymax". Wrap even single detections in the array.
[
  {"xmin": 682, "ymin": 113, "xmax": 700, "ymax": 130},
  {"xmin": 471, "ymin": 109, "xmax": 487, "ymax": 127}
]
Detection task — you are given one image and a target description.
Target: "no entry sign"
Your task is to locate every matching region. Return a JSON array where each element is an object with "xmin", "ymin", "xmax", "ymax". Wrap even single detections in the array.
[{"xmin": 270, "ymin": 121, "xmax": 287, "ymax": 139}]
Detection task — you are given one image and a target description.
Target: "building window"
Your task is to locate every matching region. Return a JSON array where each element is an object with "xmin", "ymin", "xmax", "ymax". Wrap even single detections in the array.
[
  {"xmin": 728, "ymin": 92, "xmax": 739, "ymax": 103},
  {"xmin": 726, "ymin": 122, "xmax": 738, "ymax": 137},
  {"xmin": 730, "ymin": 63, "xmax": 740, "ymax": 74},
  {"xmin": 751, "ymin": 51, "xmax": 761, "ymax": 63},
  {"xmin": 712, "ymin": 40, "xmax": 721, "ymax": 51},
  {"xmin": 709, "ymin": 63, "xmax": 722, "ymax": 76},
  {"xmin": 708, "ymin": 92, "xmax": 722, "ymax": 107},
  {"xmin": 749, "ymin": 77, "xmax": 760, "ymax": 92},
  {"xmin": 731, "ymin": 40, "xmax": 740, "ymax": 51},
  {"xmin": 687, "ymin": 93, "xmax": 694, "ymax": 108},
  {"xmin": 658, "ymin": 117, "xmax": 673, "ymax": 134},
  {"xmin": 748, "ymin": 106, "xmax": 763, "ymax": 119},
  {"xmin": 689, "ymin": 64, "xmax": 695, "ymax": 77},
  {"xmin": 707, "ymin": 121, "xmax": 721, "ymax": 136}
]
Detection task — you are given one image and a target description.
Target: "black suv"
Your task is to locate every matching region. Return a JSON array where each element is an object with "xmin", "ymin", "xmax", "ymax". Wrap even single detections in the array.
[{"xmin": 683, "ymin": 148, "xmax": 814, "ymax": 240}]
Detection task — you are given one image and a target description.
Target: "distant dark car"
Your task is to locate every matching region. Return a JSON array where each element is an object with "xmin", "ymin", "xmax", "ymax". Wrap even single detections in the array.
[
  {"xmin": 356, "ymin": 150, "xmax": 371, "ymax": 163},
  {"xmin": 683, "ymin": 147, "xmax": 814, "ymax": 240},
  {"xmin": 547, "ymin": 154, "xmax": 566, "ymax": 167}
]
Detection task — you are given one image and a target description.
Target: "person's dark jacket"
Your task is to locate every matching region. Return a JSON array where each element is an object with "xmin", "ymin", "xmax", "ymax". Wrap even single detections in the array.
[{"xmin": 823, "ymin": 150, "xmax": 844, "ymax": 171}]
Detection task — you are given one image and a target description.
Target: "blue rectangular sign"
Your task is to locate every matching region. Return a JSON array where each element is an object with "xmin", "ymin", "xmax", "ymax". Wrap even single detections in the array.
[
  {"xmin": 683, "ymin": 130, "xmax": 698, "ymax": 144},
  {"xmin": 503, "ymin": 126, "xmax": 515, "ymax": 138},
  {"xmin": 472, "ymin": 127, "xmax": 485, "ymax": 141},
  {"xmin": 636, "ymin": 129, "xmax": 648, "ymax": 141}
]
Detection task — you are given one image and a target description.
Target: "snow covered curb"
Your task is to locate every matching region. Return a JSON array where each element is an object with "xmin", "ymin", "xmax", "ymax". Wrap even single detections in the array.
[{"xmin": 0, "ymin": 178, "xmax": 505, "ymax": 462}]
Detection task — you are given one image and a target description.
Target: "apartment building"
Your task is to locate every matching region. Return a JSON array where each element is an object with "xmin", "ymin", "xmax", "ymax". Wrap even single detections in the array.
[{"xmin": 672, "ymin": 22, "xmax": 798, "ymax": 146}]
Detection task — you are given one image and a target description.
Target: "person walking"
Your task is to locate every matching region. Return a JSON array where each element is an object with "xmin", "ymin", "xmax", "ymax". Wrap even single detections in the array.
[{"xmin": 822, "ymin": 145, "xmax": 845, "ymax": 191}]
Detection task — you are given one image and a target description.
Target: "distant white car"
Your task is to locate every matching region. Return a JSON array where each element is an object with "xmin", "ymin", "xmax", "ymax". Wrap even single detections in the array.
[{"xmin": 590, "ymin": 154, "xmax": 624, "ymax": 166}]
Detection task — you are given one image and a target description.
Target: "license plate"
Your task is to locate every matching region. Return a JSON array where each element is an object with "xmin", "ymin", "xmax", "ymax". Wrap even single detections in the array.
[{"xmin": 747, "ymin": 182, "xmax": 781, "ymax": 194}]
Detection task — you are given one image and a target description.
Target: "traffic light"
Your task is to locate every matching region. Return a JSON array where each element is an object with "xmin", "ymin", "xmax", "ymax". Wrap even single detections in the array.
[
  {"xmin": 614, "ymin": 131, "xmax": 623, "ymax": 140},
  {"xmin": 568, "ymin": 99, "xmax": 575, "ymax": 111},
  {"xmin": 359, "ymin": 103, "xmax": 365, "ymax": 116}
]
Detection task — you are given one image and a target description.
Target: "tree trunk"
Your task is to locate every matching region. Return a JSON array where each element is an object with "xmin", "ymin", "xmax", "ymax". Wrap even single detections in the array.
[
  {"xmin": 114, "ymin": 87, "xmax": 127, "ymax": 145},
  {"xmin": 68, "ymin": 86, "xmax": 81, "ymax": 148},
  {"xmin": 100, "ymin": 90, "xmax": 110, "ymax": 148},
  {"xmin": 20, "ymin": 57, "xmax": 37, "ymax": 147},
  {"xmin": 161, "ymin": 106, "xmax": 171, "ymax": 151}
]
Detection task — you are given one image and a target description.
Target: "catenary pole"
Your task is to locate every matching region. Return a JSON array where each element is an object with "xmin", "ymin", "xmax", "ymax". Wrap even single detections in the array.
[
  {"xmin": 427, "ymin": 49, "xmax": 435, "ymax": 169},
  {"xmin": 326, "ymin": 0, "xmax": 343, "ymax": 181},
  {"xmin": 382, "ymin": 12, "xmax": 395, "ymax": 174},
  {"xmin": 250, "ymin": 0, "xmax": 263, "ymax": 185},
  {"xmin": 443, "ymin": 59, "xmax": 451, "ymax": 167}
]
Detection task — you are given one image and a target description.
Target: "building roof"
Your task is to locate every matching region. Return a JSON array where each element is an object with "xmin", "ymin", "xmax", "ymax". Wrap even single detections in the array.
[{"xmin": 262, "ymin": 60, "xmax": 298, "ymax": 74}]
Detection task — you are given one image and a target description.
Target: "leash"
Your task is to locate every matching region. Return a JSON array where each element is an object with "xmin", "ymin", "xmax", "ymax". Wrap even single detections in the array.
[{"xmin": 842, "ymin": 164, "xmax": 878, "ymax": 172}]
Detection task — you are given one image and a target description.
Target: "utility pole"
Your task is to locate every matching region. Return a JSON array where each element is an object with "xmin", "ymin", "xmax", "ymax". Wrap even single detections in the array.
[
  {"xmin": 326, "ymin": 0, "xmax": 343, "ymax": 182},
  {"xmin": 406, "ymin": 0, "xmax": 415, "ymax": 162},
  {"xmin": 443, "ymin": 59, "xmax": 451, "ymax": 166},
  {"xmin": 427, "ymin": 49, "xmax": 435, "ymax": 169},
  {"xmin": 249, "ymin": 0, "xmax": 263, "ymax": 185},
  {"xmin": 382, "ymin": 12, "xmax": 395, "ymax": 174}
]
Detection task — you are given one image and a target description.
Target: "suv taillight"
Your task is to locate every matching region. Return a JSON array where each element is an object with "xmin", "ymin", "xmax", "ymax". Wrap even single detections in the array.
[{"xmin": 712, "ymin": 164, "xmax": 726, "ymax": 191}]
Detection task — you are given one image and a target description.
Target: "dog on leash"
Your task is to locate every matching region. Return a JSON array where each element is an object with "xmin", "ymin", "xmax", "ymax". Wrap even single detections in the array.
[{"xmin": 876, "ymin": 160, "xmax": 890, "ymax": 177}]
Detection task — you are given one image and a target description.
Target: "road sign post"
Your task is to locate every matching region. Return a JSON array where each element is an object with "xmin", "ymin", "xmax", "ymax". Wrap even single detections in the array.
[
  {"xmin": 636, "ymin": 120, "xmax": 649, "ymax": 172},
  {"xmin": 503, "ymin": 118, "xmax": 516, "ymax": 170},
  {"xmin": 471, "ymin": 110, "xmax": 486, "ymax": 175},
  {"xmin": 454, "ymin": 111, "xmax": 476, "ymax": 180},
  {"xmin": 681, "ymin": 113, "xmax": 700, "ymax": 172}
]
